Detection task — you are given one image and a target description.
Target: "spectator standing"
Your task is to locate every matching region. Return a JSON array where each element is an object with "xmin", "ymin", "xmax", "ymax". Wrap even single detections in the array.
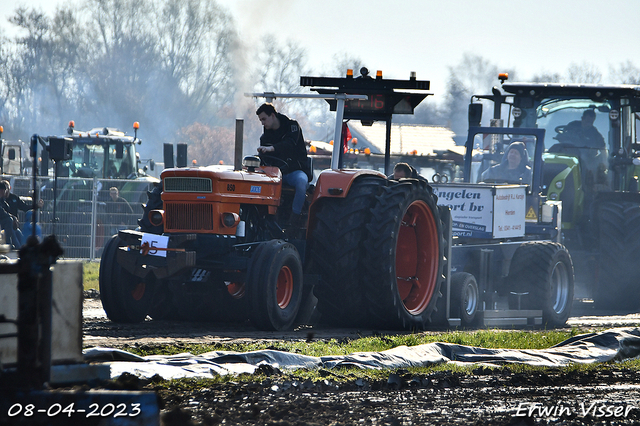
[{"xmin": 105, "ymin": 187, "xmax": 133, "ymax": 236}]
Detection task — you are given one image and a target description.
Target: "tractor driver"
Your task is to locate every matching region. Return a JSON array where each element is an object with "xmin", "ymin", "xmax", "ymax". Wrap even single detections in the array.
[
  {"xmin": 481, "ymin": 141, "xmax": 532, "ymax": 185},
  {"xmin": 256, "ymin": 103, "xmax": 311, "ymax": 228},
  {"xmin": 558, "ymin": 109, "xmax": 609, "ymax": 188},
  {"xmin": 562, "ymin": 109, "xmax": 605, "ymax": 150}
]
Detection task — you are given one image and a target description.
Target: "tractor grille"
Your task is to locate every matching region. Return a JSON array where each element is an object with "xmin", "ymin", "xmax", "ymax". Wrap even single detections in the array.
[
  {"xmin": 164, "ymin": 177, "xmax": 212, "ymax": 193},
  {"xmin": 165, "ymin": 203, "xmax": 214, "ymax": 231}
]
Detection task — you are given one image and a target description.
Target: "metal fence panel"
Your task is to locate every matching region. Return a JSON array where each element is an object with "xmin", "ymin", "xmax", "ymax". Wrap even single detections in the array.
[{"xmin": 6, "ymin": 176, "xmax": 155, "ymax": 260}]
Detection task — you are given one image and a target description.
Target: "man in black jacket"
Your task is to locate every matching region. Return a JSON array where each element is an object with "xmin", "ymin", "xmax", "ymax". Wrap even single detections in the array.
[
  {"xmin": 0, "ymin": 180, "xmax": 28, "ymax": 248},
  {"xmin": 0, "ymin": 179, "xmax": 40, "ymax": 218},
  {"xmin": 562, "ymin": 109, "xmax": 605, "ymax": 149},
  {"xmin": 256, "ymin": 103, "xmax": 311, "ymax": 227}
]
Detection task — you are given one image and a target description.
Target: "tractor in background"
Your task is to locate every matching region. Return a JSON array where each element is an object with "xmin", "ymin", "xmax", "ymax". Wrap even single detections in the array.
[{"xmin": 467, "ymin": 76, "xmax": 640, "ymax": 310}]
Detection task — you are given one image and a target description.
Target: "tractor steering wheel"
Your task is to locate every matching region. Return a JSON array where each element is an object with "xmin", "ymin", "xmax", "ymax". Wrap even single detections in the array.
[
  {"xmin": 259, "ymin": 154, "xmax": 289, "ymax": 170},
  {"xmin": 553, "ymin": 125, "xmax": 580, "ymax": 146}
]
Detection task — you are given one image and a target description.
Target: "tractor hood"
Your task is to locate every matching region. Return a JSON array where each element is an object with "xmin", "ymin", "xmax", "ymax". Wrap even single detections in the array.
[{"xmin": 160, "ymin": 165, "xmax": 282, "ymax": 207}]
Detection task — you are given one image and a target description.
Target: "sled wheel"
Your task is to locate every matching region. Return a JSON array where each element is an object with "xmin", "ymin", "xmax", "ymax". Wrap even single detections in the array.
[
  {"xmin": 248, "ymin": 240, "xmax": 303, "ymax": 331},
  {"xmin": 363, "ymin": 180, "xmax": 446, "ymax": 329},
  {"xmin": 99, "ymin": 235, "xmax": 154, "ymax": 323},
  {"xmin": 508, "ymin": 241, "xmax": 574, "ymax": 327},
  {"xmin": 451, "ymin": 272, "xmax": 479, "ymax": 326}
]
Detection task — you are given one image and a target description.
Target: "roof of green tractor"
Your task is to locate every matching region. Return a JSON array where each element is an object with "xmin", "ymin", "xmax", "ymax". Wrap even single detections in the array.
[
  {"xmin": 502, "ymin": 82, "xmax": 640, "ymax": 99},
  {"xmin": 60, "ymin": 127, "xmax": 138, "ymax": 145}
]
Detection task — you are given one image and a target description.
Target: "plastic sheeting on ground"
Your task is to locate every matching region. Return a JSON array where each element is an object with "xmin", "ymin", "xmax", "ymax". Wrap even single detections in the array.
[{"xmin": 82, "ymin": 327, "xmax": 640, "ymax": 380}]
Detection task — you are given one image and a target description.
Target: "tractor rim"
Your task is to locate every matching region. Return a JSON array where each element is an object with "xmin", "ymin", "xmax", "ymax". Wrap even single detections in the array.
[
  {"xmin": 551, "ymin": 260, "xmax": 569, "ymax": 314},
  {"xmin": 131, "ymin": 281, "xmax": 146, "ymax": 301},
  {"xmin": 463, "ymin": 282, "xmax": 478, "ymax": 316},
  {"xmin": 395, "ymin": 200, "xmax": 439, "ymax": 315},
  {"xmin": 226, "ymin": 281, "xmax": 246, "ymax": 299},
  {"xmin": 276, "ymin": 265, "xmax": 293, "ymax": 309}
]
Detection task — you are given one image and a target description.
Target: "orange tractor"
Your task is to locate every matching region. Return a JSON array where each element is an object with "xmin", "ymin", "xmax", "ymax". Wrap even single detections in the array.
[{"xmin": 99, "ymin": 70, "xmax": 447, "ymax": 330}]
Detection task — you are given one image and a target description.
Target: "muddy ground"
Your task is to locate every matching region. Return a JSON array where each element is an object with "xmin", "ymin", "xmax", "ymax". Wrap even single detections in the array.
[{"xmin": 82, "ymin": 296, "xmax": 640, "ymax": 425}]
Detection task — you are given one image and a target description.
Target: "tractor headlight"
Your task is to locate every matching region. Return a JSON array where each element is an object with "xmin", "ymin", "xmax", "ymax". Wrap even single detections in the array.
[
  {"xmin": 149, "ymin": 210, "xmax": 164, "ymax": 227},
  {"xmin": 221, "ymin": 212, "xmax": 240, "ymax": 228},
  {"xmin": 549, "ymin": 193, "xmax": 558, "ymax": 200},
  {"xmin": 242, "ymin": 156, "xmax": 260, "ymax": 169},
  {"xmin": 555, "ymin": 181, "xmax": 563, "ymax": 190}
]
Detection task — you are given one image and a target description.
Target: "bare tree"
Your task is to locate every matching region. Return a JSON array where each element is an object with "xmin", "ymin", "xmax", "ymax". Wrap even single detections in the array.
[
  {"xmin": 0, "ymin": 29, "xmax": 13, "ymax": 131},
  {"xmin": 5, "ymin": 7, "xmax": 53, "ymax": 132},
  {"xmin": 178, "ymin": 122, "xmax": 234, "ymax": 167},
  {"xmin": 566, "ymin": 62, "xmax": 602, "ymax": 84},
  {"xmin": 155, "ymin": 0, "xmax": 238, "ymax": 121},
  {"xmin": 81, "ymin": 0, "xmax": 159, "ymax": 121},
  {"xmin": 441, "ymin": 53, "xmax": 513, "ymax": 136},
  {"xmin": 328, "ymin": 53, "xmax": 364, "ymax": 78},
  {"xmin": 250, "ymin": 37, "xmax": 318, "ymax": 141},
  {"xmin": 253, "ymin": 37, "xmax": 309, "ymax": 105},
  {"xmin": 530, "ymin": 72, "xmax": 563, "ymax": 83},
  {"xmin": 609, "ymin": 61, "xmax": 640, "ymax": 85}
]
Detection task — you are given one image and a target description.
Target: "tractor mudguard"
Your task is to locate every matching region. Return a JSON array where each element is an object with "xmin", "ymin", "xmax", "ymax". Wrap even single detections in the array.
[
  {"xmin": 307, "ymin": 169, "xmax": 386, "ymax": 235},
  {"xmin": 311, "ymin": 169, "xmax": 386, "ymax": 201}
]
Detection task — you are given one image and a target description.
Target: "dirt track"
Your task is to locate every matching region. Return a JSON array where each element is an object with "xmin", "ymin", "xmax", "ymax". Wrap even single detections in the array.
[{"xmin": 83, "ymin": 296, "xmax": 640, "ymax": 425}]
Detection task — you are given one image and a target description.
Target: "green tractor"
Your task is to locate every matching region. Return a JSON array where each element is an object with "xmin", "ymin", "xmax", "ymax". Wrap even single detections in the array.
[{"xmin": 470, "ymin": 76, "xmax": 640, "ymax": 309}]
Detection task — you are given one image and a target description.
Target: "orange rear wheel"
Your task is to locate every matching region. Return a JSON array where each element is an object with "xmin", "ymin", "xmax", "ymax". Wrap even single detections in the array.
[{"xmin": 395, "ymin": 200, "xmax": 439, "ymax": 315}]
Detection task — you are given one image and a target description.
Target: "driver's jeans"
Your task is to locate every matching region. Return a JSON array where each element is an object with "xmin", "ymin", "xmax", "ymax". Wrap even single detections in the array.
[{"xmin": 283, "ymin": 170, "xmax": 309, "ymax": 215}]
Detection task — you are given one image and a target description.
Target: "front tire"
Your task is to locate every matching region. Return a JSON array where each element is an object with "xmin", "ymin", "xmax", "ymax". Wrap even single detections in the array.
[
  {"xmin": 99, "ymin": 235, "xmax": 154, "ymax": 323},
  {"xmin": 247, "ymin": 240, "xmax": 303, "ymax": 331}
]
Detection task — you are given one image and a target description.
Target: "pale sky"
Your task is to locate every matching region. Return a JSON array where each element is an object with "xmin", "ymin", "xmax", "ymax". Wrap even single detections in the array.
[
  {"xmin": 2, "ymin": 0, "xmax": 638, "ymax": 103},
  {"xmin": 216, "ymin": 0, "xmax": 639, "ymax": 101}
]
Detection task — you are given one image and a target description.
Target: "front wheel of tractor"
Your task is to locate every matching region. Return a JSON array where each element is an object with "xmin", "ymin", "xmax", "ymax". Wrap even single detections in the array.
[
  {"xmin": 247, "ymin": 240, "xmax": 304, "ymax": 331},
  {"xmin": 99, "ymin": 235, "xmax": 154, "ymax": 323}
]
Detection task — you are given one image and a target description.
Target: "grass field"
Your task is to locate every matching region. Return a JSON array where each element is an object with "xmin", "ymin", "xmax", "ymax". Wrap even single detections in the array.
[
  {"xmin": 83, "ymin": 261, "xmax": 100, "ymax": 292},
  {"xmin": 128, "ymin": 329, "xmax": 580, "ymax": 357}
]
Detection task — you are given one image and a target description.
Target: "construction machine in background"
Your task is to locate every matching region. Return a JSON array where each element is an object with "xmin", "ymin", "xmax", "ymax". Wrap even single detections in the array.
[{"xmin": 99, "ymin": 69, "xmax": 574, "ymax": 330}]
